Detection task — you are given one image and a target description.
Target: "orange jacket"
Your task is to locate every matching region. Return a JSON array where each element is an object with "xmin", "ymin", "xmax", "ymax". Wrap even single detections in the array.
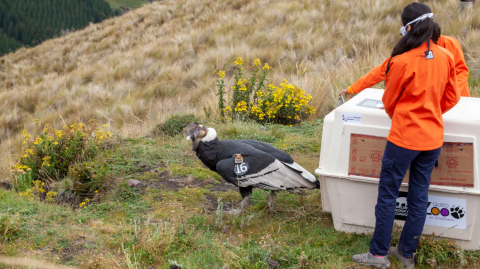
[
  {"xmin": 348, "ymin": 35, "xmax": 470, "ymax": 97},
  {"xmin": 383, "ymin": 41, "xmax": 460, "ymax": 151}
]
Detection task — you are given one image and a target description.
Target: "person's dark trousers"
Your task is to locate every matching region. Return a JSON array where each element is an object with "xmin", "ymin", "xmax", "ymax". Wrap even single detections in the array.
[{"xmin": 369, "ymin": 141, "xmax": 441, "ymax": 257}]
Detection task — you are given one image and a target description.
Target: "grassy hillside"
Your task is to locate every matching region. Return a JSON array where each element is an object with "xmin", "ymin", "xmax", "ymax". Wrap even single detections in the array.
[
  {"xmin": 105, "ymin": 0, "xmax": 146, "ymax": 10},
  {"xmin": 1, "ymin": 0, "xmax": 480, "ymax": 175}
]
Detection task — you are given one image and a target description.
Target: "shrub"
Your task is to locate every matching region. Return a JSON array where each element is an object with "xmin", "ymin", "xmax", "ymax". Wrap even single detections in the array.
[
  {"xmin": 69, "ymin": 161, "xmax": 111, "ymax": 196},
  {"xmin": 10, "ymin": 120, "xmax": 113, "ymax": 191},
  {"xmin": 217, "ymin": 57, "xmax": 315, "ymax": 125},
  {"xmin": 153, "ymin": 114, "xmax": 200, "ymax": 136}
]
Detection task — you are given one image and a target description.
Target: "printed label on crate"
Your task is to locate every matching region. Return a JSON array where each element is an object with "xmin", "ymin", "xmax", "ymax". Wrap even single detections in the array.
[
  {"xmin": 394, "ymin": 192, "xmax": 467, "ymax": 230},
  {"xmin": 341, "ymin": 113, "xmax": 362, "ymax": 125},
  {"xmin": 356, "ymin": 98, "xmax": 384, "ymax": 109},
  {"xmin": 348, "ymin": 134, "xmax": 474, "ymax": 188}
]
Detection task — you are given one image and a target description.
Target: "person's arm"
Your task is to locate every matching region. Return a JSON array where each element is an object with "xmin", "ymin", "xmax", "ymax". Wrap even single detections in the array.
[
  {"xmin": 382, "ymin": 58, "xmax": 407, "ymax": 119},
  {"xmin": 441, "ymin": 37, "xmax": 470, "ymax": 97},
  {"xmin": 441, "ymin": 59, "xmax": 461, "ymax": 114},
  {"xmin": 338, "ymin": 58, "xmax": 390, "ymax": 96}
]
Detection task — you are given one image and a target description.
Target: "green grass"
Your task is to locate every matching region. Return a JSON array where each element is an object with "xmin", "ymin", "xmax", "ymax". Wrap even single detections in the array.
[
  {"xmin": 1, "ymin": 120, "xmax": 480, "ymax": 268},
  {"xmin": 105, "ymin": 0, "xmax": 145, "ymax": 10}
]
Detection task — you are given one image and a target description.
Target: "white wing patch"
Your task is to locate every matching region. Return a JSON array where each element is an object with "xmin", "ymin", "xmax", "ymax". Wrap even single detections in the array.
[
  {"xmin": 283, "ymin": 162, "xmax": 317, "ymax": 183},
  {"xmin": 235, "ymin": 160, "xmax": 317, "ymax": 190}
]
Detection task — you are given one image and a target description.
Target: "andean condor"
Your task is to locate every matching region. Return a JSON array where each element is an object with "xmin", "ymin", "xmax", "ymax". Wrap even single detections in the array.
[{"xmin": 185, "ymin": 122, "xmax": 319, "ymax": 215}]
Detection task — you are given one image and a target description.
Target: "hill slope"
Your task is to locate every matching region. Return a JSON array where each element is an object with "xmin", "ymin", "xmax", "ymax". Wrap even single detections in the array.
[
  {"xmin": 0, "ymin": 0, "xmax": 116, "ymax": 56},
  {"xmin": 1, "ymin": 0, "xmax": 480, "ymax": 173}
]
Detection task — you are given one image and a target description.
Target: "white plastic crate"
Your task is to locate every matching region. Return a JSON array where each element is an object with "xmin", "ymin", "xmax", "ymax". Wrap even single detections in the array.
[{"xmin": 315, "ymin": 88, "xmax": 480, "ymax": 250}]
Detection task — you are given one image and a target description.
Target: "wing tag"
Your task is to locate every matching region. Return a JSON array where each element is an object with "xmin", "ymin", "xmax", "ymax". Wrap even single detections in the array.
[
  {"xmin": 234, "ymin": 162, "xmax": 249, "ymax": 176},
  {"xmin": 235, "ymin": 154, "xmax": 244, "ymax": 164}
]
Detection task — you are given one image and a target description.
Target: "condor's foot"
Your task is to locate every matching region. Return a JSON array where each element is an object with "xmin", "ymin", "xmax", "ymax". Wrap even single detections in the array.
[{"xmin": 225, "ymin": 195, "xmax": 251, "ymax": 215}]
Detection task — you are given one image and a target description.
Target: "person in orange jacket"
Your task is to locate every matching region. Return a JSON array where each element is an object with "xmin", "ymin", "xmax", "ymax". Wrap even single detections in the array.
[
  {"xmin": 339, "ymin": 29, "xmax": 470, "ymax": 97},
  {"xmin": 351, "ymin": 3, "xmax": 461, "ymax": 268}
]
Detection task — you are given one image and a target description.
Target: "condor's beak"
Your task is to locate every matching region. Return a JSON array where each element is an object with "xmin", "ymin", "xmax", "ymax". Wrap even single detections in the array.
[
  {"xmin": 184, "ymin": 122, "xmax": 205, "ymax": 151},
  {"xmin": 191, "ymin": 128, "xmax": 203, "ymax": 150}
]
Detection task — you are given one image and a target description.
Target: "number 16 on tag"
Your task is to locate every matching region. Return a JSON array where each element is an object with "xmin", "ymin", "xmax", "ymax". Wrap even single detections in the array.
[{"xmin": 234, "ymin": 162, "xmax": 249, "ymax": 176}]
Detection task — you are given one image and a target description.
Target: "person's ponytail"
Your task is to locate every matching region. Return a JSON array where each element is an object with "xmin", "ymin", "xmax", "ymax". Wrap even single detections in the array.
[{"xmin": 432, "ymin": 22, "xmax": 441, "ymax": 44}]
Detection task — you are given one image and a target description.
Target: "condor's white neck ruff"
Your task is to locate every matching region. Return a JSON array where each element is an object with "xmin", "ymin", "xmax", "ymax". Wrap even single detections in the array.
[{"xmin": 201, "ymin": 128, "xmax": 217, "ymax": 142}]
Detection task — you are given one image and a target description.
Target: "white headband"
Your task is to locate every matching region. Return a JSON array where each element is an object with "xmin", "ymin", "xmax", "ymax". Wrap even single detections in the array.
[
  {"xmin": 400, "ymin": 13, "xmax": 434, "ymax": 36},
  {"xmin": 406, "ymin": 13, "xmax": 434, "ymax": 26}
]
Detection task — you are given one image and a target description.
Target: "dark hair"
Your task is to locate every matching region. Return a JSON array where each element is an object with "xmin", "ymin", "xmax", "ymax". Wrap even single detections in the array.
[{"xmin": 386, "ymin": 3, "xmax": 441, "ymax": 74}]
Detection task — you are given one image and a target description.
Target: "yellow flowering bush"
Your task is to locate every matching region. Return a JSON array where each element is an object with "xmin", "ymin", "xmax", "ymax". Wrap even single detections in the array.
[
  {"xmin": 19, "ymin": 180, "xmax": 57, "ymax": 203},
  {"xmin": 11, "ymin": 119, "xmax": 113, "ymax": 191},
  {"xmin": 217, "ymin": 57, "xmax": 315, "ymax": 124}
]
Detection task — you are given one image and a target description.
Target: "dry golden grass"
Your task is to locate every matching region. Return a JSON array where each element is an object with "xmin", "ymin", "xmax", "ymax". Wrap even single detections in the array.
[{"xmin": 1, "ymin": 0, "xmax": 479, "ymax": 180}]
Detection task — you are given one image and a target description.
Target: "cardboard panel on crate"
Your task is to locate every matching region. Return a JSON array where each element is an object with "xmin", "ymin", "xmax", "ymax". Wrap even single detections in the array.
[{"xmin": 348, "ymin": 134, "xmax": 474, "ymax": 188}]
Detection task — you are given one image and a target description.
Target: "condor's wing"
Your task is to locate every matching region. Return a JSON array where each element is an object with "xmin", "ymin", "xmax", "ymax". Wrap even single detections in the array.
[
  {"xmin": 215, "ymin": 147, "xmax": 318, "ymax": 190},
  {"xmin": 239, "ymin": 140, "xmax": 317, "ymax": 185}
]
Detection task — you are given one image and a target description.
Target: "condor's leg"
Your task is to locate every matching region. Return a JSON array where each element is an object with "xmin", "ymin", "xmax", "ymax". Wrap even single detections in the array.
[
  {"xmin": 268, "ymin": 190, "xmax": 276, "ymax": 217},
  {"xmin": 227, "ymin": 186, "xmax": 252, "ymax": 215}
]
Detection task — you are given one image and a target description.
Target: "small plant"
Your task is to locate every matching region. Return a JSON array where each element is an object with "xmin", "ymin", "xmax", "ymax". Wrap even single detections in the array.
[
  {"xmin": 10, "ymin": 120, "xmax": 113, "ymax": 190},
  {"xmin": 416, "ymin": 235, "xmax": 463, "ymax": 266},
  {"xmin": 215, "ymin": 197, "xmax": 224, "ymax": 229},
  {"xmin": 69, "ymin": 162, "xmax": 94, "ymax": 195},
  {"xmin": 79, "ymin": 197, "xmax": 90, "ymax": 209},
  {"xmin": 153, "ymin": 114, "xmax": 200, "ymax": 136},
  {"xmin": 0, "ymin": 213, "xmax": 20, "ymax": 243},
  {"xmin": 19, "ymin": 180, "xmax": 57, "ymax": 203},
  {"xmin": 217, "ymin": 57, "xmax": 315, "ymax": 125}
]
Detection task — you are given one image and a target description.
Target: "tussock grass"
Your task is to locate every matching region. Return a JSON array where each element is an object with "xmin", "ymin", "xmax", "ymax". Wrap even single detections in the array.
[{"xmin": 1, "ymin": 0, "xmax": 480, "ymax": 179}]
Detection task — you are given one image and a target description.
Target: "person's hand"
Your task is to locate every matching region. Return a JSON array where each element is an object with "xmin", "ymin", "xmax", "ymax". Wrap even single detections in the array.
[{"xmin": 338, "ymin": 88, "xmax": 350, "ymax": 96}]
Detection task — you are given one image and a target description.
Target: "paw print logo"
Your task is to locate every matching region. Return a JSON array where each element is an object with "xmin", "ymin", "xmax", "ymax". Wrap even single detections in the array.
[{"xmin": 450, "ymin": 206, "xmax": 466, "ymax": 219}]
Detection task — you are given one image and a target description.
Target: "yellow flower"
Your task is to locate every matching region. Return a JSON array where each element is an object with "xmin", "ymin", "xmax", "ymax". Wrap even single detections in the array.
[
  {"xmin": 41, "ymin": 156, "xmax": 51, "ymax": 167},
  {"xmin": 218, "ymin": 71, "xmax": 226, "ymax": 79},
  {"xmin": 253, "ymin": 58, "xmax": 261, "ymax": 67},
  {"xmin": 235, "ymin": 101, "xmax": 248, "ymax": 112},
  {"xmin": 263, "ymin": 63, "xmax": 270, "ymax": 70},
  {"xmin": 103, "ymin": 124, "xmax": 109, "ymax": 128},
  {"xmin": 234, "ymin": 57, "xmax": 244, "ymax": 66}
]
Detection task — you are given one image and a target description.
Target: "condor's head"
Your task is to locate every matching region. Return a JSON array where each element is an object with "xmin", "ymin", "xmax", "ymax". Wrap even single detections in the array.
[{"xmin": 185, "ymin": 122, "xmax": 217, "ymax": 150}]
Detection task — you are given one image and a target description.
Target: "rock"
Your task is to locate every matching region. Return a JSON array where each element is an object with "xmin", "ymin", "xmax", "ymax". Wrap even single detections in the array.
[
  {"xmin": 268, "ymin": 258, "xmax": 280, "ymax": 268},
  {"xmin": 427, "ymin": 258, "xmax": 437, "ymax": 267},
  {"xmin": 57, "ymin": 190, "xmax": 78, "ymax": 205},
  {"xmin": 259, "ymin": 126, "xmax": 267, "ymax": 131},
  {"xmin": 128, "ymin": 179, "xmax": 146, "ymax": 189}
]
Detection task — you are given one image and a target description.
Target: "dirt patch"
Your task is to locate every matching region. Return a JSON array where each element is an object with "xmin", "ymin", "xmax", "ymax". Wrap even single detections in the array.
[
  {"xmin": 56, "ymin": 236, "xmax": 95, "ymax": 264},
  {"xmin": 0, "ymin": 180, "xmax": 11, "ymax": 190},
  {"xmin": 147, "ymin": 170, "xmax": 239, "ymax": 210}
]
